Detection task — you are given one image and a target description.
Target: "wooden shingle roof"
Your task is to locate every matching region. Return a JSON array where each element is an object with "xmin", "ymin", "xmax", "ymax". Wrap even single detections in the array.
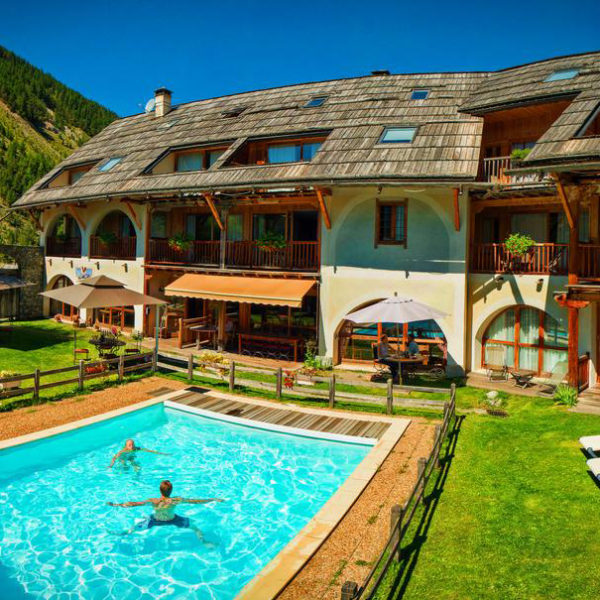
[{"xmin": 14, "ymin": 72, "xmax": 486, "ymax": 208}]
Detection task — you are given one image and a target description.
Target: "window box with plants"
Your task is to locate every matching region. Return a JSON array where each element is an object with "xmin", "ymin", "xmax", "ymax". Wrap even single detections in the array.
[
  {"xmin": 167, "ymin": 233, "xmax": 193, "ymax": 254},
  {"xmin": 255, "ymin": 232, "xmax": 287, "ymax": 253}
]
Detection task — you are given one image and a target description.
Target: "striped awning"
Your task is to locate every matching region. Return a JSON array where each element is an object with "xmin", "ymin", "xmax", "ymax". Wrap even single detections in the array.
[{"xmin": 164, "ymin": 274, "xmax": 315, "ymax": 307}]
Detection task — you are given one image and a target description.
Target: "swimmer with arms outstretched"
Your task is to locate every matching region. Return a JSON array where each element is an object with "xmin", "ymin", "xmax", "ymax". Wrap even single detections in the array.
[
  {"xmin": 107, "ymin": 479, "xmax": 224, "ymax": 539},
  {"xmin": 108, "ymin": 438, "xmax": 169, "ymax": 470}
]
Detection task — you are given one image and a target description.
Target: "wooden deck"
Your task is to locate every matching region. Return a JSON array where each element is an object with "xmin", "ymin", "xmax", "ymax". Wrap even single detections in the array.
[{"xmin": 170, "ymin": 388, "xmax": 391, "ymax": 440}]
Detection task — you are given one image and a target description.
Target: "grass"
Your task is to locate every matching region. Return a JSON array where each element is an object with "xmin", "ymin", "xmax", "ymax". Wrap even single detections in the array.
[
  {"xmin": 374, "ymin": 395, "xmax": 600, "ymax": 600},
  {"xmin": 0, "ymin": 320, "xmax": 146, "ymax": 410}
]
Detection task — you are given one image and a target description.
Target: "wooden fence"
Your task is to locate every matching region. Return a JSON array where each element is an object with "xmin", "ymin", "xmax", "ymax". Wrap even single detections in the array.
[
  {"xmin": 341, "ymin": 384, "xmax": 457, "ymax": 600},
  {"xmin": 0, "ymin": 352, "xmax": 156, "ymax": 404},
  {"xmin": 156, "ymin": 353, "xmax": 450, "ymax": 413}
]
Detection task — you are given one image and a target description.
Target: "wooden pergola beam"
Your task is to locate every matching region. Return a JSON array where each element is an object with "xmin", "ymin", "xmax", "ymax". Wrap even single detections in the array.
[
  {"xmin": 27, "ymin": 209, "xmax": 43, "ymax": 232},
  {"xmin": 554, "ymin": 176, "xmax": 575, "ymax": 230},
  {"xmin": 203, "ymin": 194, "xmax": 224, "ymax": 230},
  {"xmin": 316, "ymin": 188, "xmax": 331, "ymax": 230},
  {"xmin": 471, "ymin": 195, "xmax": 558, "ymax": 210}
]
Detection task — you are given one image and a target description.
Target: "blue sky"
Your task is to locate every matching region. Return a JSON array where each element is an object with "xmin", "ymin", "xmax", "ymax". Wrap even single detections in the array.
[{"xmin": 1, "ymin": 0, "xmax": 599, "ymax": 116}]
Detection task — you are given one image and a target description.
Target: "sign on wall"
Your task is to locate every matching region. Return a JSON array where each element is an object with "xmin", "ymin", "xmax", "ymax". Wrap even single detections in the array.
[{"xmin": 75, "ymin": 266, "xmax": 93, "ymax": 280}]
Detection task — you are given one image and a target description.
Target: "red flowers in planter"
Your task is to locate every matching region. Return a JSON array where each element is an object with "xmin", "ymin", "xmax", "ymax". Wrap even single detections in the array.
[{"xmin": 283, "ymin": 370, "xmax": 295, "ymax": 389}]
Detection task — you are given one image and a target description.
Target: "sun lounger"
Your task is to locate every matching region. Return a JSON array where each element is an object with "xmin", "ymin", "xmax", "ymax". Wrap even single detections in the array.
[
  {"xmin": 484, "ymin": 344, "xmax": 508, "ymax": 381},
  {"xmin": 580, "ymin": 435, "xmax": 600, "ymax": 456},
  {"xmin": 537, "ymin": 360, "xmax": 568, "ymax": 395},
  {"xmin": 587, "ymin": 458, "xmax": 600, "ymax": 481}
]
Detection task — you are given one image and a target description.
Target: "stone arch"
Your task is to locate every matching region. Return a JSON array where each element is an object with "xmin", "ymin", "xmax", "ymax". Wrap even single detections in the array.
[
  {"xmin": 45, "ymin": 213, "xmax": 82, "ymax": 257},
  {"xmin": 92, "ymin": 209, "xmax": 138, "ymax": 238}
]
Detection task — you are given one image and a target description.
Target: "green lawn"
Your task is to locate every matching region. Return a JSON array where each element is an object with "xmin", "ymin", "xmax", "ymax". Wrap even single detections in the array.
[
  {"xmin": 0, "ymin": 320, "xmax": 140, "ymax": 409},
  {"xmin": 377, "ymin": 395, "xmax": 600, "ymax": 600}
]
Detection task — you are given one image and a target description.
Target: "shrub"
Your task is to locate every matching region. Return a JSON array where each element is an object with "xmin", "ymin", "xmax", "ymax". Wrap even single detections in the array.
[
  {"xmin": 97, "ymin": 231, "xmax": 117, "ymax": 245},
  {"xmin": 554, "ymin": 384, "xmax": 578, "ymax": 407},
  {"xmin": 505, "ymin": 232, "xmax": 535, "ymax": 256},
  {"xmin": 168, "ymin": 233, "xmax": 193, "ymax": 253},
  {"xmin": 255, "ymin": 231, "xmax": 286, "ymax": 251},
  {"xmin": 0, "ymin": 370, "xmax": 19, "ymax": 378},
  {"xmin": 510, "ymin": 148, "xmax": 532, "ymax": 161}
]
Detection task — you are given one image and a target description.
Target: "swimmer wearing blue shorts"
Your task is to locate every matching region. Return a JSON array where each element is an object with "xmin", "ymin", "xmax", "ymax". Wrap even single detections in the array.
[{"xmin": 108, "ymin": 480, "xmax": 224, "ymax": 539}]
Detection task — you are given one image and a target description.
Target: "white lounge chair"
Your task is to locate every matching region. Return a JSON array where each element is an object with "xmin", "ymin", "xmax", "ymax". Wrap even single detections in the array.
[
  {"xmin": 537, "ymin": 360, "xmax": 569, "ymax": 395},
  {"xmin": 587, "ymin": 458, "xmax": 600, "ymax": 481},
  {"xmin": 484, "ymin": 344, "xmax": 508, "ymax": 381},
  {"xmin": 580, "ymin": 435, "xmax": 600, "ymax": 456}
]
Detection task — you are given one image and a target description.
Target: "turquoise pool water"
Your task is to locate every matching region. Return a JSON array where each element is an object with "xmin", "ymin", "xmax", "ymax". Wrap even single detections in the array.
[{"xmin": 0, "ymin": 404, "xmax": 370, "ymax": 599}]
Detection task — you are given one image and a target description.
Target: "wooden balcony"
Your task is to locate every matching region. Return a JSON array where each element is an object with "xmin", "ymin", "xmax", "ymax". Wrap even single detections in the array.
[
  {"xmin": 225, "ymin": 241, "xmax": 319, "ymax": 271},
  {"xmin": 470, "ymin": 243, "xmax": 568, "ymax": 275},
  {"xmin": 146, "ymin": 239, "xmax": 320, "ymax": 271},
  {"xmin": 46, "ymin": 237, "xmax": 81, "ymax": 258},
  {"xmin": 89, "ymin": 236, "xmax": 136, "ymax": 260},
  {"xmin": 149, "ymin": 239, "xmax": 220, "ymax": 265},
  {"xmin": 481, "ymin": 156, "xmax": 545, "ymax": 185}
]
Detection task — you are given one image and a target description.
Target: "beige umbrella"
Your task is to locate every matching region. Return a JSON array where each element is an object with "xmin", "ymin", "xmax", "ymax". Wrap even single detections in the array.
[{"xmin": 41, "ymin": 275, "xmax": 166, "ymax": 360}]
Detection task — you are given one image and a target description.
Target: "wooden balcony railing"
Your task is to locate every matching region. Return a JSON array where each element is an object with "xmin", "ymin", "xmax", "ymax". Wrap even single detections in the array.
[
  {"xmin": 481, "ymin": 156, "xmax": 544, "ymax": 185},
  {"xmin": 148, "ymin": 239, "xmax": 220, "ymax": 265},
  {"xmin": 89, "ymin": 236, "xmax": 137, "ymax": 260},
  {"xmin": 578, "ymin": 244, "xmax": 600, "ymax": 279},
  {"xmin": 470, "ymin": 243, "xmax": 568, "ymax": 274},
  {"xmin": 46, "ymin": 237, "xmax": 82, "ymax": 257},
  {"xmin": 578, "ymin": 353, "xmax": 590, "ymax": 392},
  {"xmin": 225, "ymin": 241, "xmax": 319, "ymax": 271}
]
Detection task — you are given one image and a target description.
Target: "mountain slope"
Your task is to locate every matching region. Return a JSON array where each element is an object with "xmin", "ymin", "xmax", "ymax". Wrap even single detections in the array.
[{"xmin": 0, "ymin": 45, "xmax": 117, "ymax": 244}]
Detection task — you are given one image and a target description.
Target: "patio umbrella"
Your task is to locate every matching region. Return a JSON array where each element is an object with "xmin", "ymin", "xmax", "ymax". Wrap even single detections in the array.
[
  {"xmin": 40, "ymin": 275, "xmax": 166, "ymax": 360},
  {"xmin": 344, "ymin": 296, "xmax": 448, "ymax": 352}
]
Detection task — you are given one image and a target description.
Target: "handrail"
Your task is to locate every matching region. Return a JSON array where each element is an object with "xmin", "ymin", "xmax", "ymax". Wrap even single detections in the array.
[
  {"xmin": 46, "ymin": 237, "xmax": 82, "ymax": 258},
  {"xmin": 481, "ymin": 156, "xmax": 544, "ymax": 184},
  {"xmin": 89, "ymin": 236, "xmax": 136, "ymax": 260},
  {"xmin": 470, "ymin": 242, "xmax": 568, "ymax": 275}
]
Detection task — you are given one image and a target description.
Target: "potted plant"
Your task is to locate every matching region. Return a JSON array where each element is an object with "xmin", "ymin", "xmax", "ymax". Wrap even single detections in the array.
[
  {"xmin": 256, "ymin": 231, "xmax": 286, "ymax": 252},
  {"xmin": 168, "ymin": 233, "xmax": 193, "ymax": 253},
  {"xmin": 0, "ymin": 370, "xmax": 21, "ymax": 390},
  {"xmin": 510, "ymin": 148, "xmax": 532, "ymax": 162},
  {"xmin": 97, "ymin": 231, "xmax": 117, "ymax": 247},
  {"xmin": 54, "ymin": 313, "xmax": 62, "ymax": 323},
  {"xmin": 504, "ymin": 232, "xmax": 535, "ymax": 270}
]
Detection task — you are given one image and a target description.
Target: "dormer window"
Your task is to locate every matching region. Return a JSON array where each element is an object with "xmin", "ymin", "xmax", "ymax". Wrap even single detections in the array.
[
  {"xmin": 410, "ymin": 89, "xmax": 429, "ymax": 100},
  {"xmin": 267, "ymin": 140, "xmax": 322, "ymax": 164},
  {"xmin": 98, "ymin": 157, "xmax": 123, "ymax": 172},
  {"xmin": 379, "ymin": 127, "xmax": 417, "ymax": 144},
  {"xmin": 43, "ymin": 161, "xmax": 98, "ymax": 188},
  {"xmin": 175, "ymin": 148, "xmax": 225, "ymax": 172},
  {"xmin": 304, "ymin": 96, "xmax": 327, "ymax": 108},
  {"xmin": 544, "ymin": 68, "xmax": 579, "ymax": 82},
  {"xmin": 576, "ymin": 102, "xmax": 600, "ymax": 138}
]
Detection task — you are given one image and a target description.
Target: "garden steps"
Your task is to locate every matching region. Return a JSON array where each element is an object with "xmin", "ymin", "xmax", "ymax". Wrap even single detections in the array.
[{"xmin": 572, "ymin": 386, "xmax": 600, "ymax": 415}]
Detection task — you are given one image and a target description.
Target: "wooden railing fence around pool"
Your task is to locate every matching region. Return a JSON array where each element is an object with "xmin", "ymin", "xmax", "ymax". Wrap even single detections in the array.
[
  {"xmin": 340, "ymin": 384, "xmax": 457, "ymax": 600},
  {"xmin": 0, "ymin": 352, "xmax": 156, "ymax": 404}
]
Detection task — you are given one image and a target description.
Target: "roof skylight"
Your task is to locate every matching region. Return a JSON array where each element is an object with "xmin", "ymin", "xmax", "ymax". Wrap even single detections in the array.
[
  {"xmin": 379, "ymin": 127, "xmax": 417, "ymax": 144},
  {"xmin": 411, "ymin": 89, "xmax": 429, "ymax": 100},
  {"xmin": 304, "ymin": 96, "xmax": 327, "ymax": 108},
  {"xmin": 544, "ymin": 68, "xmax": 579, "ymax": 82},
  {"xmin": 98, "ymin": 157, "xmax": 123, "ymax": 172}
]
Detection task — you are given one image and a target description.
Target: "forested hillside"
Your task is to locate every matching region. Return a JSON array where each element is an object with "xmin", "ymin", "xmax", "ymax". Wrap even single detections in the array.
[{"xmin": 0, "ymin": 46, "xmax": 117, "ymax": 244}]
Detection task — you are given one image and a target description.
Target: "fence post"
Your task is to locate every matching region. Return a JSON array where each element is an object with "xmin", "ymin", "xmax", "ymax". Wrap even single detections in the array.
[
  {"xmin": 329, "ymin": 374, "xmax": 336, "ymax": 408},
  {"xmin": 152, "ymin": 350, "xmax": 158, "ymax": 373},
  {"xmin": 341, "ymin": 581, "xmax": 359, "ymax": 600},
  {"xmin": 33, "ymin": 369, "xmax": 40, "ymax": 401},
  {"xmin": 450, "ymin": 382, "xmax": 456, "ymax": 416},
  {"xmin": 78, "ymin": 359, "xmax": 84, "ymax": 391},
  {"xmin": 390, "ymin": 503, "xmax": 404, "ymax": 561},
  {"xmin": 118, "ymin": 354, "xmax": 125, "ymax": 383},
  {"xmin": 387, "ymin": 378, "xmax": 394, "ymax": 414},
  {"xmin": 229, "ymin": 361, "xmax": 235, "ymax": 392},
  {"xmin": 417, "ymin": 457, "xmax": 427, "ymax": 504},
  {"xmin": 187, "ymin": 354, "xmax": 194, "ymax": 382},
  {"xmin": 276, "ymin": 367, "xmax": 283, "ymax": 399},
  {"xmin": 434, "ymin": 425, "xmax": 442, "ymax": 469}
]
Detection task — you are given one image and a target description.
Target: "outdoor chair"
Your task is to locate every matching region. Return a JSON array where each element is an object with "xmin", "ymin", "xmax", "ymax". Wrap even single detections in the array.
[
  {"xmin": 371, "ymin": 345, "xmax": 391, "ymax": 382},
  {"xmin": 484, "ymin": 345, "xmax": 508, "ymax": 381},
  {"xmin": 537, "ymin": 360, "xmax": 568, "ymax": 395},
  {"xmin": 587, "ymin": 458, "xmax": 600, "ymax": 482},
  {"xmin": 510, "ymin": 371, "xmax": 534, "ymax": 389},
  {"xmin": 580, "ymin": 435, "xmax": 600, "ymax": 457},
  {"xmin": 73, "ymin": 348, "xmax": 90, "ymax": 363}
]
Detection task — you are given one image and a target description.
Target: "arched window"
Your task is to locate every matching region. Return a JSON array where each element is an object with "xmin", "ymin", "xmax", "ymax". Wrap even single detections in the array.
[
  {"xmin": 483, "ymin": 306, "xmax": 567, "ymax": 376},
  {"xmin": 47, "ymin": 215, "xmax": 82, "ymax": 257},
  {"xmin": 49, "ymin": 276, "xmax": 78, "ymax": 320},
  {"xmin": 90, "ymin": 211, "xmax": 136, "ymax": 259}
]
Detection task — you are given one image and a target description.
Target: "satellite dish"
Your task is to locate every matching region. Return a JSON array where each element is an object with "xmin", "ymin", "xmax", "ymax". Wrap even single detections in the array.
[{"xmin": 144, "ymin": 98, "xmax": 156, "ymax": 113}]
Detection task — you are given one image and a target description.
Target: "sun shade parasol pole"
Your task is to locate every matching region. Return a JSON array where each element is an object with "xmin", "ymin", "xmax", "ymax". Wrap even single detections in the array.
[{"xmin": 154, "ymin": 305, "xmax": 160, "ymax": 365}]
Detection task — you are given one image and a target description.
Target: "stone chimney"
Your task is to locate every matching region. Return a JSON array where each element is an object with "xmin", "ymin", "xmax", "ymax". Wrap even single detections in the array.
[{"xmin": 154, "ymin": 87, "xmax": 172, "ymax": 118}]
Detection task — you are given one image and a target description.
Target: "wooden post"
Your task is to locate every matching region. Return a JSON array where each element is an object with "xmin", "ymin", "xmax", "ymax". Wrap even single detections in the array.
[
  {"xmin": 187, "ymin": 354, "xmax": 194, "ymax": 382},
  {"xmin": 118, "ymin": 354, "xmax": 125, "ymax": 383},
  {"xmin": 340, "ymin": 581, "xmax": 359, "ymax": 600},
  {"xmin": 386, "ymin": 378, "xmax": 394, "ymax": 414},
  {"xmin": 152, "ymin": 350, "xmax": 158, "ymax": 373},
  {"xmin": 78, "ymin": 359, "xmax": 84, "ymax": 391},
  {"xmin": 417, "ymin": 457, "xmax": 427, "ymax": 504},
  {"xmin": 434, "ymin": 425, "xmax": 442, "ymax": 469},
  {"xmin": 568, "ymin": 189, "xmax": 580, "ymax": 286},
  {"xmin": 229, "ymin": 361, "xmax": 235, "ymax": 392},
  {"xmin": 276, "ymin": 367, "xmax": 283, "ymax": 399},
  {"xmin": 568, "ymin": 305, "xmax": 579, "ymax": 388},
  {"xmin": 217, "ymin": 301, "xmax": 226, "ymax": 351},
  {"xmin": 328, "ymin": 374, "xmax": 336, "ymax": 408},
  {"xmin": 33, "ymin": 369, "xmax": 40, "ymax": 401},
  {"xmin": 390, "ymin": 504, "xmax": 404, "ymax": 561}
]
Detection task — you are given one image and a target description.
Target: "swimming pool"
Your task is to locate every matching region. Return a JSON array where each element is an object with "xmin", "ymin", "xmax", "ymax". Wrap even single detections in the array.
[{"xmin": 0, "ymin": 404, "xmax": 371, "ymax": 599}]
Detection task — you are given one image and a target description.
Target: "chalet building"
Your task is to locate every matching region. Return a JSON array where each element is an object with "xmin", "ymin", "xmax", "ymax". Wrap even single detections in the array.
[{"xmin": 12, "ymin": 52, "xmax": 600, "ymax": 387}]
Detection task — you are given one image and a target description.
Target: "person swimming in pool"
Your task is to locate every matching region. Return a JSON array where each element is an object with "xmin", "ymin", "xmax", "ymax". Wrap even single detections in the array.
[
  {"xmin": 107, "ymin": 479, "xmax": 224, "ymax": 539},
  {"xmin": 108, "ymin": 438, "xmax": 169, "ymax": 470}
]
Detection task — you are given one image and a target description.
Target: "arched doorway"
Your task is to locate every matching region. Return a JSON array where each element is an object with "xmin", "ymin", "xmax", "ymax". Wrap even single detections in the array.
[
  {"xmin": 48, "ymin": 275, "xmax": 78, "ymax": 320},
  {"xmin": 90, "ymin": 211, "xmax": 136, "ymax": 259},
  {"xmin": 46, "ymin": 215, "xmax": 82, "ymax": 257},
  {"xmin": 336, "ymin": 299, "xmax": 447, "ymax": 364},
  {"xmin": 482, "ymin": 305, "xmax": 567, "ymax": 376}
]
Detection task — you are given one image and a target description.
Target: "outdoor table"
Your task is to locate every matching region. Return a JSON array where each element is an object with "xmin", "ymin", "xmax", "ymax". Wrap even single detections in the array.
[
  {"xmin": 388, "ymin": 355, "xmax": 425, "ymax": 383},
  {"xmin": 189, "ymin": 325, "xmax": 218, "ymax": 350},
  {"xmin": 89, "ymin": 337, "xmax": 126, "ymax": 357}
]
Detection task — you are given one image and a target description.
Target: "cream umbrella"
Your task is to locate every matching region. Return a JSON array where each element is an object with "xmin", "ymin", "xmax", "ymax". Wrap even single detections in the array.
[{"xmin": 41, "ymin": 275, "xmax": 166, "ymax": 361}]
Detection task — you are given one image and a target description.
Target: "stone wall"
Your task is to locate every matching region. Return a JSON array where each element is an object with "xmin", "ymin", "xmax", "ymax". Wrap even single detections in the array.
[{"xmin": 0, "ymin": 244, "xmax": 44, "ymax": 319}]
